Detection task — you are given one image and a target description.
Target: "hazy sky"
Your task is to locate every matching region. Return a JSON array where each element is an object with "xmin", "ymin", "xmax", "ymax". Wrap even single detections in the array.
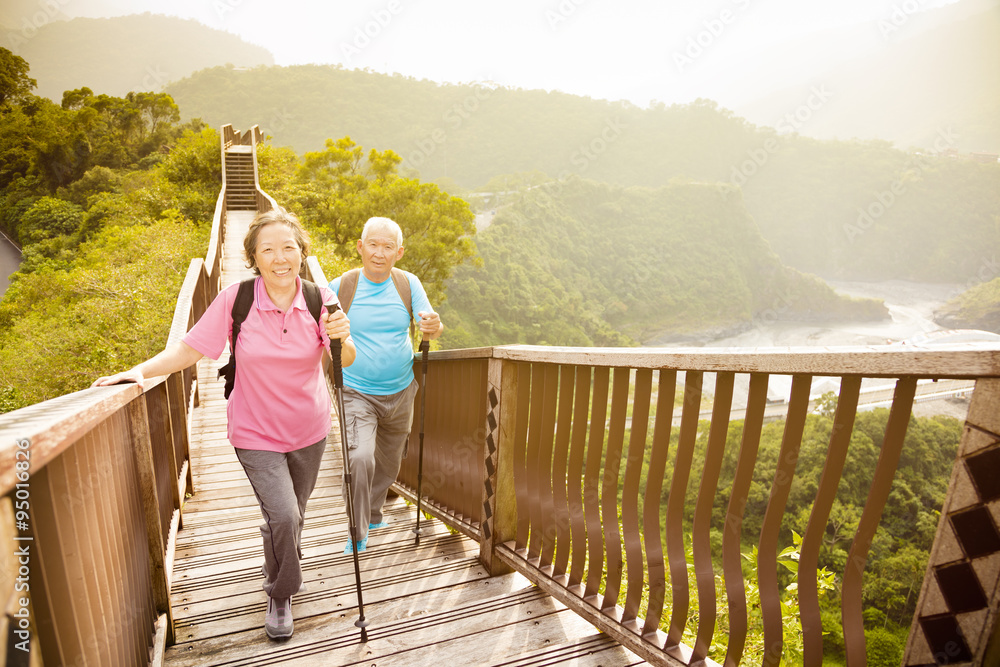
[{"xmin": 61, "ymin": 0, "xmax": 965, "ymax": 108}]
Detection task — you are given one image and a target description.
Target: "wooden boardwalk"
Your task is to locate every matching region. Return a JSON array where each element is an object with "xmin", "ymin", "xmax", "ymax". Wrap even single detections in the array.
[{"xmin": 163, "ymin": 211, "xmax": 645, "ymax": 666}]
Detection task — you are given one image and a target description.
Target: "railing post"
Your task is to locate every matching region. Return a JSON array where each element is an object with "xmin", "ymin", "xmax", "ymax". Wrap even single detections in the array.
[
  {"xmin": 167, "ymin": 372, "xmax": 194, "ymax": 505},
  {"xmin": 904, "ymin": 378, "xmax": 1000, "ymax": 666},
  {"xmin": 125, "ymin": 396, "xmax": 176, "ymax": 644},
  {"xmin": 480, "ymin": 357, "xmax": 518, "ymax": 575}
]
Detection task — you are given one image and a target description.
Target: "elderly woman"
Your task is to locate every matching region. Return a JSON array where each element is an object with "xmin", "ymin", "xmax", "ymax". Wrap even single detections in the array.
[{"xmin": 93, "ymin": 208, "xmax": 354, "ymax": 641}]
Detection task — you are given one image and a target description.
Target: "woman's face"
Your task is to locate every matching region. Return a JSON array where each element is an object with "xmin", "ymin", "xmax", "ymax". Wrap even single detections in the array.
[{"xmin": 254, "ymin": 222, "xmax": 301, "ymax": 293}]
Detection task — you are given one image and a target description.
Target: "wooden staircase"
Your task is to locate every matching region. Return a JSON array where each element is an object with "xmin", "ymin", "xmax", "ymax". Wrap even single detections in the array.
[{"xmin": 224, "ymin": 147, "xmax": 257, "ymax": 211}]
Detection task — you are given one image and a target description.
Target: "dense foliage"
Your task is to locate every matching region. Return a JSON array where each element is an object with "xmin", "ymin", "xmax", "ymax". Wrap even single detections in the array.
[
  {"xmin": 440, "ymin": 177, "xmax": 887, "ymax": 348},
  {"xmin": 0, "ymin": 49, "xmax": 211, "ymax": 410}
]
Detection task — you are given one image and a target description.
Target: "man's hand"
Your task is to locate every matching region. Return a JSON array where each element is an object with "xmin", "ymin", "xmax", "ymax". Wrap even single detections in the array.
[{"xmin": 418, "ymin": 311, "xmax": 444, "ymax": 340}]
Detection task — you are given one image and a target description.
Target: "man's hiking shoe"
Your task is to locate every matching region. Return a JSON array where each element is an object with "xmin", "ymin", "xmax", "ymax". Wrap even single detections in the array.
[
  {"xmin": 344, "ymin": 537, "xmax": 368, "ymax": 554},
  {"xmin": 265, "ymin": 596, "xmax": 293, "ymax": 640}
]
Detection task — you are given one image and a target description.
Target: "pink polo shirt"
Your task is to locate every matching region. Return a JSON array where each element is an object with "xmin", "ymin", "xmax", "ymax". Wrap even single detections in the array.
[{"xmin": 183, "ymin": 277, "xmax": 337, "ymax": 452}]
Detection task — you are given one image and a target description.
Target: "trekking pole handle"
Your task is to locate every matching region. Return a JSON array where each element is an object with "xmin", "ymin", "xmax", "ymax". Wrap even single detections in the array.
[{"xmin": 326, "ymin": 303, "xmax": 344, "ymax": 389}]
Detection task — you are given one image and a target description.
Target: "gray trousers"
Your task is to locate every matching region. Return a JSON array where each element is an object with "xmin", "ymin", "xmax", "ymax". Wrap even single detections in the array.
[
  {"xmin": 236, "ymin": 437, "xmax": 327, "ymax": 599},
  {"xmin": 342, "ymin": 379, "xmax": 418, "ymax": 541}
]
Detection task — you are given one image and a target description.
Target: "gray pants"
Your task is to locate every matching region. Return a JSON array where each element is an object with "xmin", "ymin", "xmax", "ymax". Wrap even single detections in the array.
[
  {"xmin": 342, "ymin": 379, "xmax": 418, "ymax": 541},
  {"xmin": 236, "ymin": 437, "xmax": 327, "ymax": 599}
]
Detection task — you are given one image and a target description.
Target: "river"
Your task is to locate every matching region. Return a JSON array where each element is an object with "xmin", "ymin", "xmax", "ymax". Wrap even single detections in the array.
[
  {"xmin": 664, "ymin": 280, "xmax": 973, "ymax": 419},
  {"xmin": 0, "ymin": 230, "xmax": 21, "ymax": 298},
  {"xmin": 703, "ymin": 280, "xmax": 963, "ymax": 349}
]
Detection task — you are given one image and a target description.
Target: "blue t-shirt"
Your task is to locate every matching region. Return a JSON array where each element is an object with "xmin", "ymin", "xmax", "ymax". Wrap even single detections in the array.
[{"xmin": 329, "ymin": 270, "xmax": 433, "ymax": 395}]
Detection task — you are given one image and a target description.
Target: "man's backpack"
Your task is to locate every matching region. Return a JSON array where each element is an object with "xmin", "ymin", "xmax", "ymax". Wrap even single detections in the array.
[
  {"xmin": 218, "ymin": 278, "xmax": 324, "ymax": 399},
  {"xmin": 336, "ymin": 267, "xmax": 414, "ymax": 339}
]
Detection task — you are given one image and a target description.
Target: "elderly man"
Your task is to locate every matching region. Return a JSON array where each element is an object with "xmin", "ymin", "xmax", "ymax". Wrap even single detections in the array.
[{"xmin": 329, "ymin": 216, "xmax": 444, "ymax": 553}]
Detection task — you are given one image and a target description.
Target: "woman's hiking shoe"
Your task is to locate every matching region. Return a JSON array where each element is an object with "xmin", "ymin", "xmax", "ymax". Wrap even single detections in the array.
[{"xmin": 265, "ymin": 596, "xmax": 293, "ymax": 639}]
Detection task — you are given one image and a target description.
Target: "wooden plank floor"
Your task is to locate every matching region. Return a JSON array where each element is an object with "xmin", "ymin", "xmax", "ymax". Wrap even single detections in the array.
[{"xmin": 164, "ymin": 209, "xmax": 646, "ymax": 666}]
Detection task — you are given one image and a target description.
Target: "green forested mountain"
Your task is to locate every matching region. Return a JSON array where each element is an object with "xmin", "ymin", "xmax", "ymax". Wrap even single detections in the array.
[
  {"xmin": 2, "ymin": 14, "xmax": 273, "ymax": 101},
  {"xmin": 165, "ymin": 65, "xmax": 1000, "ymax": 285},
  {"xmin": 439, "ymin": 177, "xmax": 886, "ymax": 348}
]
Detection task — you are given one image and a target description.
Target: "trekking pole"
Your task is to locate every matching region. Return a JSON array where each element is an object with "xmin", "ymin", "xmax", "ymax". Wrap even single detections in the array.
[
  {"xmin": 327, "ymin": 303, "xmax": 369, "ymax": 643},
  {"xmin": 413, "ymin": 338, "xmax": 430, "ymax": 545}
]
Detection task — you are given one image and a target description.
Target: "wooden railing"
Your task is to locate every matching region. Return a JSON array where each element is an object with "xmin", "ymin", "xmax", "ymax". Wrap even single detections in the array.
[{"xmin": 394, "ymin": 344, "xmax": 1000, "ymax": 666}]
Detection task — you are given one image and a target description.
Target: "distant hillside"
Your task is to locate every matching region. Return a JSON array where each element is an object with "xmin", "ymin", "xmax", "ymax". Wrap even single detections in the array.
[
  {"xmin": 735, "ymin": 0, "xmax": 1000, "ymax": 152},
  {"xmin": 440, "ymin": 178, "xmax": 888, "ymax": 349},
  {"xmin": 3, "ymin": 13, "xmax": 273, "ymax": 101}
]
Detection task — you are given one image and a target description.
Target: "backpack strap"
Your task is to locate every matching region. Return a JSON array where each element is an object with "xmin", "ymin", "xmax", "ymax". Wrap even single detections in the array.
[
  {"xmin": 219, "ymin": 277, "xmax": 256, "ymax": 399},
  {"xmin": 301, "ymin": 279, "xmax": 323, "ymax": 323},
  {"xmin": 337, "ymin": 268, "xmax": 361, "ymax": 315},
  {"xmin": 390, "ymin": 268, "xmax": 413, "ymax": 323},
  {"xmin": 338, "ymin": 267, "xmax": 414, "ymax": 339}
]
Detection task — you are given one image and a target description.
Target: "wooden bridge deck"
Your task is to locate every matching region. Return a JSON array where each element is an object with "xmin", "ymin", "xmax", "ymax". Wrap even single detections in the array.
[{"xmin": 163, "ymin": 211, "xmax": 645, "ymax": 666}]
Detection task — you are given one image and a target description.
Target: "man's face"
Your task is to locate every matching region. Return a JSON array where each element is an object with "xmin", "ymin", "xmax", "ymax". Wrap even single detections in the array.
[{"xmin": 357, "ymin": 232, "xmax": 404, "ymax": 283}]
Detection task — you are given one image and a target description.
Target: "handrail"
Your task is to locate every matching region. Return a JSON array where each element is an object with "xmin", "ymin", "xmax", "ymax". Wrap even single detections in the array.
[
  {"xmin": 249, "ymin": 128, "xmax": 278, "ymax": 213},
  {"xmin": 394, "ymin": 342, "xmax": 1000, "ymax": 666},
  {"xmin": 494, "ymin": 343, "xmax": 1000, "ymax": 377}
]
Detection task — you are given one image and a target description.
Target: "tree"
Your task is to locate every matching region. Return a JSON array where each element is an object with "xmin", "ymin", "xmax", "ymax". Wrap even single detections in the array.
[
  {"xmin": 288, "ymin": 136, "xmax": 477, "ymax": 303},
  {"xmin": 18, "ymin": 196, "xmax": 84, "ymax": 242},
  {"xmin": 0, "ymin": 47, "xmax": 36, "ymax": 109}
]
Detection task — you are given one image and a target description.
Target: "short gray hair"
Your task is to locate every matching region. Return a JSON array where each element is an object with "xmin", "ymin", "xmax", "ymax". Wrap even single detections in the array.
[{"xmin": 361, "ymin": 216, "xmax": 403, "ymax": 247}]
